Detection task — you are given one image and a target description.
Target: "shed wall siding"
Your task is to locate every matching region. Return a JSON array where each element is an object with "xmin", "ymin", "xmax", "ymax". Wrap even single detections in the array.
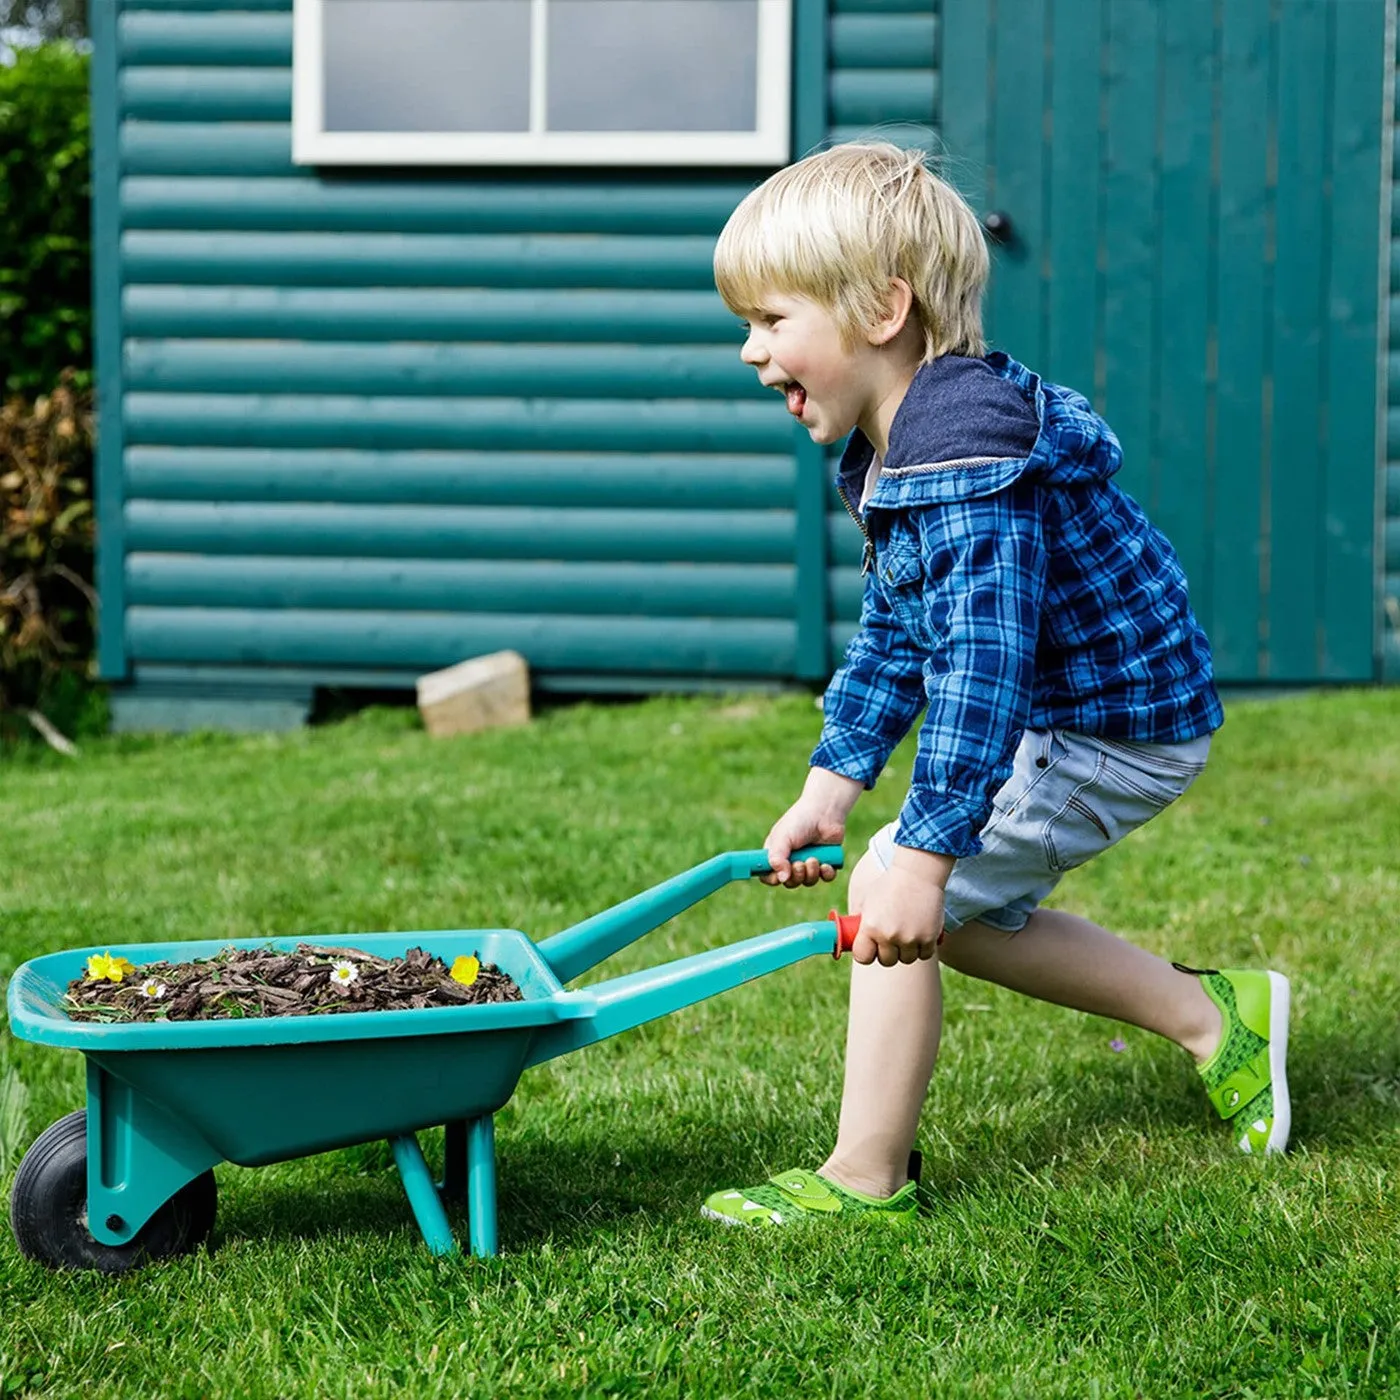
[
  {"xmin": 1388, "ymin": 2, "xmax": 1400, "ymax": 679},
  {"xmin": 102, "ymin": 0, "xmax": 1387, "ymax": 700},
  {"xmin": 109, "ymin": 0, "xmax": 853, "ymax": 687}
]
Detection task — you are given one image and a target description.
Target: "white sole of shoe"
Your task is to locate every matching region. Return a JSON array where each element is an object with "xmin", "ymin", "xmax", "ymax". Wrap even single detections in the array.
[
  {"xmin": 699, "ymin": 1205, "xmax": 741, "ymax": 1226},
  {"xmin": 1264, "ymin": 970, "xmax": 1291, "ymax": 1155},
  {"xmin": 699, "ymin": 1204, "xmax": 776, "ymax": 1227}
]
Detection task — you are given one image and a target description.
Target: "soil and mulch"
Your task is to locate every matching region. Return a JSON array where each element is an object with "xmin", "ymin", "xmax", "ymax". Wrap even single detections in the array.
[{"xmin": 63, "ymin": 944, "xmax": 524, "ymax": 1023}]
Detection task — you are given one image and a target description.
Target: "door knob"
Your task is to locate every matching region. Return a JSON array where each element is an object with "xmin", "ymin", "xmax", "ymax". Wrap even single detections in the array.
[{"xmin": 981, "ymin": 210, "xmax": 1014, "ymax": 245}]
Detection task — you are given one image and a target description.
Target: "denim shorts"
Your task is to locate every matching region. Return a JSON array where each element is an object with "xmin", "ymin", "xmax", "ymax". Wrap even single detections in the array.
[{"xmin": 868, "ymin": 728, "xmax": 1211, "ymax": 932}]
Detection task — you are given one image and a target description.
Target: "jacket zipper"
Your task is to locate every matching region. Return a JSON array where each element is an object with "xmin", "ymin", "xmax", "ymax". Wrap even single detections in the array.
[{"xmin": 835, "ymin": 478, "xmax": 875, "ymax": 576}]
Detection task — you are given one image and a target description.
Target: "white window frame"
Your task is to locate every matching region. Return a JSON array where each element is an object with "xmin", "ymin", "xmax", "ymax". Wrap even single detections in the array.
[{"xmin": 292, "ymin": 0, "xmax": 791, "ymax": 167}]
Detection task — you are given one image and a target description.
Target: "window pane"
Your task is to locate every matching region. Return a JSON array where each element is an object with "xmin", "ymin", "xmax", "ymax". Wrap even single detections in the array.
[
  {"xmin": 323, "ymin": 0, "xmax": 531, "ymax": 133},
  {"xmin": 546, "ymin": 0, "xmax": 758, "ymax": 133}
]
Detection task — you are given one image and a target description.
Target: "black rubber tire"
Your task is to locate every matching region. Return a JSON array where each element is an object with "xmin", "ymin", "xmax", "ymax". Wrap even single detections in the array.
[{"xmin": 9, "ymin": 1110, "xmax": 217, "ymax": 1273}]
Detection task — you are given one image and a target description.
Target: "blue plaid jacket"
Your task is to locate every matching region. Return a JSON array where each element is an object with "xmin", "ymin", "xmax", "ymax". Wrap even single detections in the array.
[{"xmin": 813, "ymin": 352, "xmax": 1224, "ymax": 858}]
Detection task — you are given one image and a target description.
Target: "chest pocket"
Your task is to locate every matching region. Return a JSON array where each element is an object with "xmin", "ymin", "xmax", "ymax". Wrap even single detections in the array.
[{"xmin": 873, "ymin": 540, "xmax": 929, "ymax": 641}]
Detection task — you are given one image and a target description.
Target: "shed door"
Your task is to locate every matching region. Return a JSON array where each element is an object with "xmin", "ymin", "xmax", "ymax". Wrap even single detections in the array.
[{"xmin": 941, "ymin": 0, "xmax": 1387, "ymax": 684}]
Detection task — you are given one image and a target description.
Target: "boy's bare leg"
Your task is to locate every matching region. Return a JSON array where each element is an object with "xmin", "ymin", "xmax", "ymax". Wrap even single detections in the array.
[
  {"xmin": 818, "ymin": 870, "xmax": 1225, "ymax": 1200},
  {"xmin": 937, "ymin": 908, "xmax": 1223, "ymax": 1061},
  {"xmin": 819, "ymin": 853, "xmax": 942, "ymax": 1199}
]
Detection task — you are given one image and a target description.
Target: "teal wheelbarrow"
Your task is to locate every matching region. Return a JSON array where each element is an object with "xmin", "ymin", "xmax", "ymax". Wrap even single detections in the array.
[{"xmin": 6, "ymin": 846, "xmax": 861, "ymax": 1273}]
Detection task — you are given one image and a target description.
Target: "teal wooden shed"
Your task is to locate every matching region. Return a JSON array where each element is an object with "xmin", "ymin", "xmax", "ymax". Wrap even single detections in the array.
[{"xmin": 92, "ymin": 0, "xmax": 1395, "ymax": 730}]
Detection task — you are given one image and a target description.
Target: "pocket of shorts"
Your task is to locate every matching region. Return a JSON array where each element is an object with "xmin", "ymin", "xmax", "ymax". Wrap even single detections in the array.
[
  {"xmin": 1041, "ymin": 747, "xmax": 1195, "ymax": 873},
  {"xmin": 988, "ymin": 728, "xmax": 1067, "ymax": 818}
]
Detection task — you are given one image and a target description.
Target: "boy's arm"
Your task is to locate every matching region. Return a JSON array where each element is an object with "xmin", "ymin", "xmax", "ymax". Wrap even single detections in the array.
[
  {"xmin": 764, "ymin": 571, "xmax": 926, "ymax": 887},
  {"xmin": 780, "ymin": 478, "xmax": 1045, "ymax": 877},
  {"xmin": 897, "ymin": 478, "xmax": 1047, "ymax": 858},
  {"xmin": 809, "ymin": 564, "xmax": 928, "ymax": 788}
]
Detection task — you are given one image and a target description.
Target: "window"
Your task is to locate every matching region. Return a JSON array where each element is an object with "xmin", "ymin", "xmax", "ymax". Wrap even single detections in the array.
[{"xmin": 292, "ymin": 0, "xmax": 792, "ymax": 166}]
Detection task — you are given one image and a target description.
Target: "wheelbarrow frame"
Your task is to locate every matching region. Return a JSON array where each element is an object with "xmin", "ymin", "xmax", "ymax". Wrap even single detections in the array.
[{"xmin": 6, "ymin": 846, "xmax": 846, "ymax": 1263}]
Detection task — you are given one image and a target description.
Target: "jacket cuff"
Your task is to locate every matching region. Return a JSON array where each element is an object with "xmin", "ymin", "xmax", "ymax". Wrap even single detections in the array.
[
  {"xmin": 809, "ymin": 727, "xmax": 891, "ymax": 789},
  {"xmin": 893, "ymin": 791, "xmax": 986, "ymax": 859}
]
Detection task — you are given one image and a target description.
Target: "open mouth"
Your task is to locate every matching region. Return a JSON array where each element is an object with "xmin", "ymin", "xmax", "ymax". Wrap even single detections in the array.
[{"xmin": 775, "ymin": 380, "xmax": 807, "ymax": 418}]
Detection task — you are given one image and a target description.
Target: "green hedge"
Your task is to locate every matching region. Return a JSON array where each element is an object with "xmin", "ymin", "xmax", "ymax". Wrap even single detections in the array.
[{"xmin": 0, "ymin": 42, "xmax": 91, "ymax": 399}]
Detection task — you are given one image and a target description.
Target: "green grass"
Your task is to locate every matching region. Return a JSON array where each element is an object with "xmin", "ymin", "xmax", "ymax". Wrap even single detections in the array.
[{"xmin": 2, "ymin": 688, "xmax": 1399, "ymax": 1399}]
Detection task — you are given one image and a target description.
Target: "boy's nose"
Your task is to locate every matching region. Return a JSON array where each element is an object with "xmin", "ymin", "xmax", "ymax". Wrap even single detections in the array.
[{"xmin": 740, "ymin": 335, "xmax": 766, "ymax": 366}]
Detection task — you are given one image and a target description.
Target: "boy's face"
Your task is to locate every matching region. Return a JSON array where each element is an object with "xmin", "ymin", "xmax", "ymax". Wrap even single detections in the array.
[{"xmin": 739, "ymin": 292, "xmax": 881, "ymax": 446}]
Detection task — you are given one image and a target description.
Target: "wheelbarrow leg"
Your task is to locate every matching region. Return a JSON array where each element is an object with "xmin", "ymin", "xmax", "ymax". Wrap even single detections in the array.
[
  {"xmin": 467, "ymin": 1115, "xmax": 498, "ymax": 1258},
  {"xmin": 390, "ymin": 1133, "xmax": 457, "ymax": 1257},
  {"xmin": 442, "ymin": 1120, "xmax": 467, "ymax": 1202}
]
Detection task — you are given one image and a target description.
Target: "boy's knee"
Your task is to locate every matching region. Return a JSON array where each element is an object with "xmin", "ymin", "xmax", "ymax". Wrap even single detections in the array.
[{"xmin": 846, "ymin": 850, "xmax": 884, "ymax": 913}]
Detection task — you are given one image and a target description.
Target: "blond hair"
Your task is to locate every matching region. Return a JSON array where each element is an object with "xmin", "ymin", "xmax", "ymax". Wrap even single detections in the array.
[{"xmin": 714, "ymin": 142, "xmax": 988, "ymax": 362}]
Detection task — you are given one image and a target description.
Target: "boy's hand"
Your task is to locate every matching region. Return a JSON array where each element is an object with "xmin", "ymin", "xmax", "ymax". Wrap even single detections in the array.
[
  {"xmin": 761, "ymin": 805, "xmax": 843, "ymax": 887},
  {"xmin": 850, "ymin": 848, "xmax": 955, "ymax": 966},
  {"xmin": 762, "ymin": 768, "xmax": 863, "ymax": 887}
]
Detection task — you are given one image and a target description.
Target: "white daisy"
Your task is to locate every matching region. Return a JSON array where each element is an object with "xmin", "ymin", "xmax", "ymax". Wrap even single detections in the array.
[
  {"xmin": 328, "ymin": 960, "xmax": 359, "ymax": 989},
  {"xmin": 138, "ymin": 978, "xmax": 166, "ymax": 1000}
]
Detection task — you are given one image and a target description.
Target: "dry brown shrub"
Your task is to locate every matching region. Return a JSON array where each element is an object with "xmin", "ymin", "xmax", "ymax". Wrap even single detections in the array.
[{"xmin": 0, "ymin": 370, "xmax": 96, "ymax": 714}]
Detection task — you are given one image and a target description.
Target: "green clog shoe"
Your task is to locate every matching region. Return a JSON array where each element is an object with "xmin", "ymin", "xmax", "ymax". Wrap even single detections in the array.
[
  {"xmin": 701, "ymin": 1159, "xmax": 920, "ymax": 1228},
  {"xmin": 1178, "ymin": 964, "xmax": 1291, "ymax": 1156}
]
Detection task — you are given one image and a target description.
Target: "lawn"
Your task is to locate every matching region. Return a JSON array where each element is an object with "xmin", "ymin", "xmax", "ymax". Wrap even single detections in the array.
[{"xmin": 2, "ymin": 687, "xmax": 1399, "ymax": 1399}]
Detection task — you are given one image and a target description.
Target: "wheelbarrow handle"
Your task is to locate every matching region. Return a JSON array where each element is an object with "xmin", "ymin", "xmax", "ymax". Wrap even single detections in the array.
[
  {"xmin": 527, "ymin": 915, "xmax": 850, "ymax": 1070},
  {"xmin": 537, "ymin": 845, "xmax": 844, "ymax": 986},
  {"xmin": 743, "ymin": 844, "xmax": 846, "ymax": 878}
]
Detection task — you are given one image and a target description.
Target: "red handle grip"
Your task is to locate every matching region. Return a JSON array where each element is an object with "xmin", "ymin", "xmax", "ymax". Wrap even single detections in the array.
[
  {"xmin": 829, "ymin": 910, "xmax": 861, "ymax": 959},
  {"xmin": 828, "ymin": 911, "xmax": 947, "ymax": 960}
]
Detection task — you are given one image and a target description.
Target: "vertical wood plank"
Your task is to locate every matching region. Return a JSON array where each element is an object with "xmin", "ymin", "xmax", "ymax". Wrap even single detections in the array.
[
  {"xmin": 1154, "ymin": 0, "xmax": 1217, "ymax": 620},
  {"xmin": 1212, "ymin": 0, "xmax": 1272, "ymax": 682},
  {"xmin": 1045, "ymin": 0, "xmax": 1102, "ymax": 395},
  {"xmin": 1321, "ymin": 0, "xmax": 1384, "ymax": 680},
  {"xmin": 792, "ymin": 0, "xmax": 828, "ymax": 158},
  {"xmin": 93, "ymin": 0, "xmax": 128, "ymax": 679},
  {"xmin": 1268, "ymin": 0, "xmax": 1329, "ymax": 680},
  {"xmin": 1100, "ymin": 0, "xmax": 1159, "ymax": 504},
  {"xmin": 987, "ymin": 0, "xmax": 1046, "ymax": 360},
  {"xmin": 938, "ymin": 0, "xmax": 994, "ymax": 337}
]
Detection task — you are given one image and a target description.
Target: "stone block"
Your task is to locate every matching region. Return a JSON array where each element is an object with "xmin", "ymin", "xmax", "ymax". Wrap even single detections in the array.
[{"xmin": 415, "ymin": 651, "xmax": 530, "ymax": 738}]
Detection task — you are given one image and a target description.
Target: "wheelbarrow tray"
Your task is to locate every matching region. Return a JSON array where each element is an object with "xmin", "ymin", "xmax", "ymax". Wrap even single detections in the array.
[{"xmin": 7, "ymin": 929, "xmax": 586, "ymax": 1167}]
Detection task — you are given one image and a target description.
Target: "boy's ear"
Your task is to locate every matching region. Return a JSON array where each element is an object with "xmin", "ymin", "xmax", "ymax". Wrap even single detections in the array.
[{"xmin": 866, "ymin": 278, "xmax": 915, "ymax": 347}]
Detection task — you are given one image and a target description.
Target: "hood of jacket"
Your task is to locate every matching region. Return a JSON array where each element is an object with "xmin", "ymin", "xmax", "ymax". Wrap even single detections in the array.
[{"xmin": 837, "ymin": 352, "xmax": 1124, "ymax": 512}]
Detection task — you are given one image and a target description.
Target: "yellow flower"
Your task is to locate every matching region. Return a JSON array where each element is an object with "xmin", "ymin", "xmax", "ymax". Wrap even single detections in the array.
[
  {"xmin": 450, "ymin": 955, "xmax": 480, "ymax": 987},
  {"xmin": 85, "ymin": 952, "xmax": 136, "ymax": 983}
]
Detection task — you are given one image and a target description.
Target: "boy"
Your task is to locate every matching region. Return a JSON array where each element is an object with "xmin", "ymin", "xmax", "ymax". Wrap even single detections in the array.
[{"xmin": 700, "ymin": 143, "xmax": 1290, "ymax": 1228}]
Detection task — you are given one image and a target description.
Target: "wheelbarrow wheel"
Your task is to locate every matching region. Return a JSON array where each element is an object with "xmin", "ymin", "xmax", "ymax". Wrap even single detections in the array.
[{"xmin": 9, "ymin": 1110, "xmax": 217, "ymax": 1274}]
